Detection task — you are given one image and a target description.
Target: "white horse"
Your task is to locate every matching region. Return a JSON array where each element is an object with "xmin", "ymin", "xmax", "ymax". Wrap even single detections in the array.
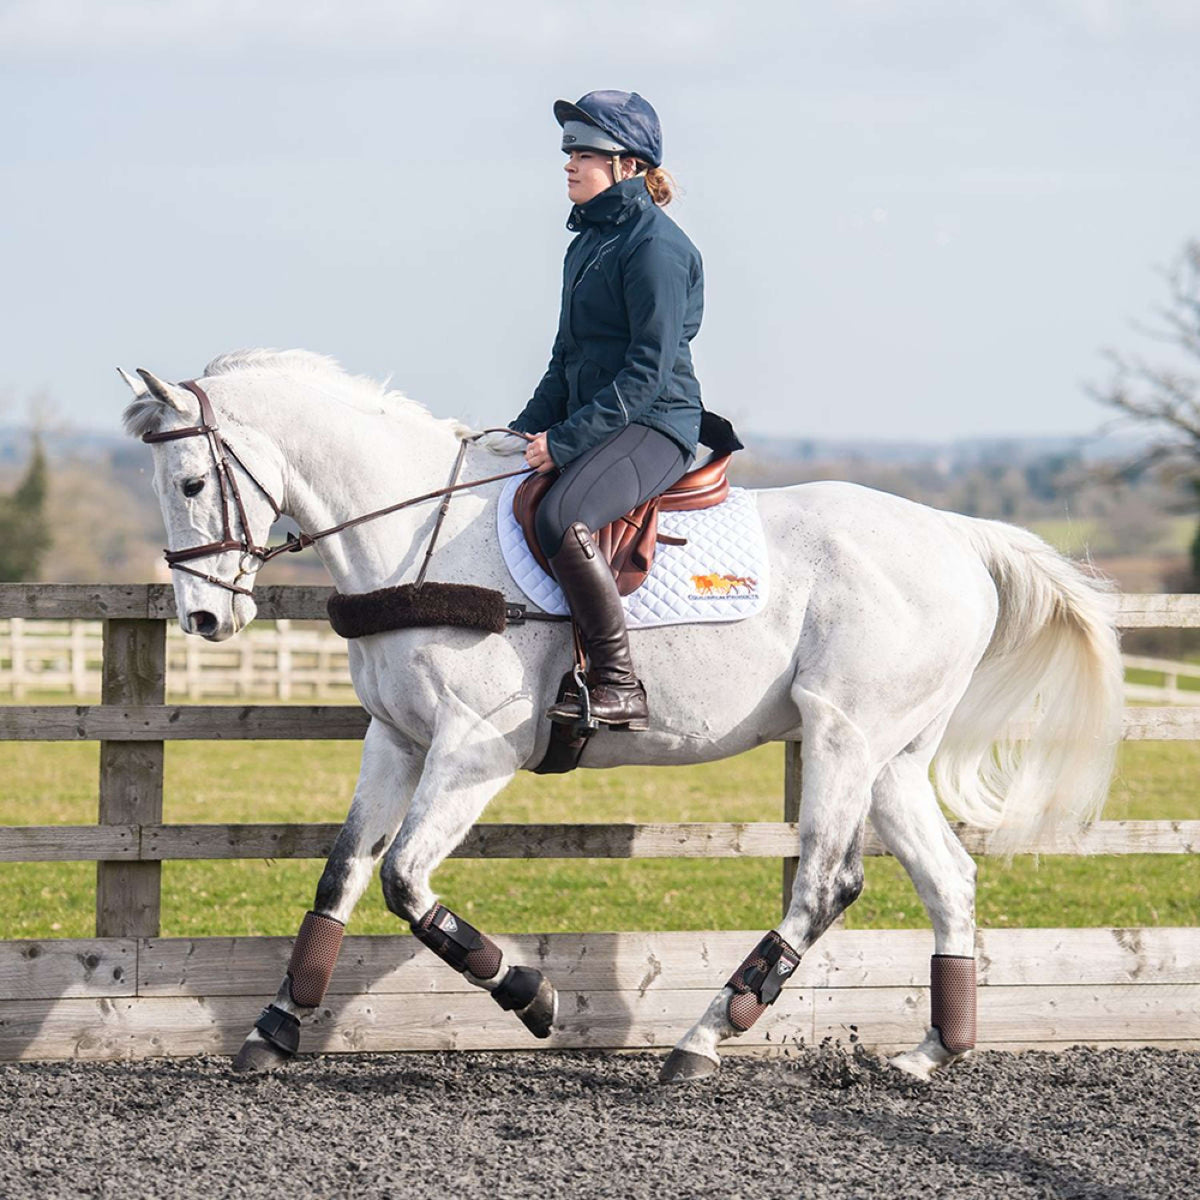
[{"xmin": 121, "ymin": 349, "xmax": 1122, "ymax": 1082}]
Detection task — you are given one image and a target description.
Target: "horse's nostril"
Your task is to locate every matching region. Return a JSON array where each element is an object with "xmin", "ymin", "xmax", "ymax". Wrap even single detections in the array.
[{"xmin": 188, "ymin": 610, "xmax": 219, "ymax": 636}]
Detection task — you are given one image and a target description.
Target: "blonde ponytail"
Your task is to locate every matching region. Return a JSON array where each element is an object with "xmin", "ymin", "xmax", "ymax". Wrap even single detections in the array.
[{"xmin": 631, "ymin": 160, "xmax": 677, "ymax": 206}]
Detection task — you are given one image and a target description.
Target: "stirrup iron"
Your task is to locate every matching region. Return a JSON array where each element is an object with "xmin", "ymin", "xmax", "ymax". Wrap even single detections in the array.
[{"xmin": 546, "ymin": 663, "xmax": 600, "ymax": 736}]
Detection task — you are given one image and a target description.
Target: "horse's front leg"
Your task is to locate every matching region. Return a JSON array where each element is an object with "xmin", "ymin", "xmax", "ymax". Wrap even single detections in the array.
[
  {"xmin": 378, "ymin": 695, "xmax": 558, "ymax": 1039},
  {"xmin": 234, "ymin": 720, "xmax": 425, "ymax": 1072},
  {"xmin": 661, "ymin": 691, "xmax": 873, "ymax": 1083}
]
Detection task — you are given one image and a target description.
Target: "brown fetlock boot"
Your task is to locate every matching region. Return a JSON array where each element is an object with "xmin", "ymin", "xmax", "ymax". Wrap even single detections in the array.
[{"xmin": 545, "ymin": 522, "xmax": 649, "ymax": 730}]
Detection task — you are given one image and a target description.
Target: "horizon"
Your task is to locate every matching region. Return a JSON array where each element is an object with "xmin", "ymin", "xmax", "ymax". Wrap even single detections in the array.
[{"xmin": 0, "ymin": 416, "xmax": 1155, "ymax": 457}]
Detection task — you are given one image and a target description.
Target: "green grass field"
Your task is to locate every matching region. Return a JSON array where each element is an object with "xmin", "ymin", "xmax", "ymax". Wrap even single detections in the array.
[
  {"xmin": 2, "ymin": 736, "xmax": 1196, "ymax": 939},
  {"xmin": 1028, "ymin": 515, "xmax": 1195, "ymax": 558}
]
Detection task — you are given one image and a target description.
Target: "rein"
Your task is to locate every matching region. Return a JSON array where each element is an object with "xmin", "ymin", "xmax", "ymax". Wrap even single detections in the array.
[{"xmin": 144, "ymin": 380, "xmax": 534, "ymax": 596}]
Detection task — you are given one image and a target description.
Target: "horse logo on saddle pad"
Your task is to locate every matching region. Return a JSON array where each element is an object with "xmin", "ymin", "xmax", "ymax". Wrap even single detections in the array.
[
  {"xmin": 498, "ymin": 459, "xmax": 770, "ymax": 629},
  {"xmin": 690, "ymin": 572, "xmax": 759, "ymax": 599}
]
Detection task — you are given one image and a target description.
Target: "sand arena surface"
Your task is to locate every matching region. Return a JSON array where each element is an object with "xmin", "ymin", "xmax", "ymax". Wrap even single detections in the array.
[{"xmin": 1, "ymin": 1046, "xmax": 1196, "ymax": 1198}]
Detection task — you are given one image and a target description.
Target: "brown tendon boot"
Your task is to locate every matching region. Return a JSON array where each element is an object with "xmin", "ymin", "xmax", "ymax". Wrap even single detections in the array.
[{"xmin": 545, "ymin": 521, "xmax": 649, "ymax": 730}]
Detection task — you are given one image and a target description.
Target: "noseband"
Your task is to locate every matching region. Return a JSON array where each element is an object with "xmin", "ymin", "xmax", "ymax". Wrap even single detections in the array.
[{"xmin": 143, "ymin": 380, "xmax": 531, "ymax": 596}]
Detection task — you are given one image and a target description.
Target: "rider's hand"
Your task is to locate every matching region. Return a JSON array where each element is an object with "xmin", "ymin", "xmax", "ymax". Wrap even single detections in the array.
[
  {"xmin": 474, "ymin": 429, "xmax": 529, "ymax": 455},
  {"xmin": 525, "ymin": 432, "xmax": 556, "ymax": 475}
]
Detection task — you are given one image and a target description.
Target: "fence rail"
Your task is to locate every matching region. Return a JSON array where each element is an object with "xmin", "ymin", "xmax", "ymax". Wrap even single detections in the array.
[
  {"xmin": 3, "ymin": 820, "xmax": 1199, "ymax": 864},
  {"xmin": 1122, "ymin": 652, "xmax": 1200, "ymax": 705},
  {"xmin": 0, "ymin": 583, "xmax": 1197, "ymax": 1061},
  {"xmin": 7, "ymin": 593, "xmax": 1198, "ymax": 707}
]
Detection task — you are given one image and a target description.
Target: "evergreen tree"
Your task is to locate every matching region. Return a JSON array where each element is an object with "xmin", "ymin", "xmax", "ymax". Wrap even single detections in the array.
[{"xmin": 0, "ymin": 434, "xmax": 52, "ymax": 580}]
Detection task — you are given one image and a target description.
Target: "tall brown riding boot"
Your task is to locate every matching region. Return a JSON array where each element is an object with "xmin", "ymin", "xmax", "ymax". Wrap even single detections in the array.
[{"xmin": 545, "ymin": 522, "xmax": 649, "ymax": 730}]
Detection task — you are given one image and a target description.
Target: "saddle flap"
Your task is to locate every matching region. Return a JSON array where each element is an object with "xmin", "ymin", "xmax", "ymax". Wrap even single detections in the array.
[
  {"xmin": 607, "ymin": 501, "xmax": 657, "ymax": 596},
  {"xmin": 513, "ymin": 472, "xmax": 556, "ymax": 577}
]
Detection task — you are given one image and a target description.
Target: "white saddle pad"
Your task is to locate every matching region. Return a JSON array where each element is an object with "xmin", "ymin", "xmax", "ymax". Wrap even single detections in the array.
[{"xmin": 496, "ymin": 474, "xmax": 769, "ymax": 629}]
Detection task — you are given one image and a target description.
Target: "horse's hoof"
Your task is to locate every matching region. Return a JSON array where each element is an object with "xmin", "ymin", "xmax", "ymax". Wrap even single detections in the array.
[
  {"xmin": 515, "ymin": 976, "xmax": 559, "ymax": 1039},
  {"xmin": 887, "ymin": 1050, "xmax": 935, "ymax": 1081},
  {"xmin": 658, "ymin": 1048, "xmax": 719, "ymax": 1085},
  {"xmin": 888, "ymin": 1031, "xmax": 970, "ymax": 1081},
  {"xmin": 232, "ymin": 1034, "xmax": 292, "ymax": 1074}
]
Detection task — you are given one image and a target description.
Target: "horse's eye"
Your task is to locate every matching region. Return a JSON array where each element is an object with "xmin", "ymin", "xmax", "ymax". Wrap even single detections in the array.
[{"xmin": 182, "ymin": 477, "xmax": 206, "ymax": 498}]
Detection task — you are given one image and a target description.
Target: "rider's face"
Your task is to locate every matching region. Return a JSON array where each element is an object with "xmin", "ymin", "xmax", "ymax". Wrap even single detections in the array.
[{"xmin": 564, "ymin": 150, "xmax": 615, "ymax": 205}]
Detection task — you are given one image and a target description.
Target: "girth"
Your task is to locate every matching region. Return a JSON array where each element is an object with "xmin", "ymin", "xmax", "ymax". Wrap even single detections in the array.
[{"xmin": 513, "ymin": 453, "xmax": 731, "ymax": 596}]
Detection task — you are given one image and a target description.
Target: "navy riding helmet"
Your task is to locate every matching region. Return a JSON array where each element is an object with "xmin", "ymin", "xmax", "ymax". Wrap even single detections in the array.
[{"xmin": 553, "ymin": 90, "xmax": 663, "ymax": 168}]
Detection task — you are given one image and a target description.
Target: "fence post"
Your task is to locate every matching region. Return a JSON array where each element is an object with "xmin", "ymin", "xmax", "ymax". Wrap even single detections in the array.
[
  {"xmin": 185, "ymin": 633, "xmax": 201, "ymax": 701},
  {"xmin": 96, "ymin": 618, "xmax": 166, "ymax": 937},
  {"xmin": 70, "ymin": 619, "xmax": 88, "ymax": 696},
  {"xmin": 276, "ymin": 619, "xmax": 292, "ymax": 702},
  {"xmin": 10, "ymin": 617, "xmax": 25, "ymax": 700},
  {"xmin": 238, "ymin": 637, "xmax": 255, "ymax": 697},
  {"xmin": 782, "ymin": 741, "xmax": 801, "ymax": 919}
]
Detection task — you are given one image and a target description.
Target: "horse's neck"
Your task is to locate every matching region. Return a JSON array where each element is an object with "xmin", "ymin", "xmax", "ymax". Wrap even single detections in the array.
[{"xmin": 252, "ymin": 383, "xmax": 464, "ymax": 594}]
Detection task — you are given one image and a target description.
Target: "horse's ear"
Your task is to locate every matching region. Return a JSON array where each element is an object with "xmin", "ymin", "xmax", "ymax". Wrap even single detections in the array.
[
  {"xmin": 136, "ymin": 369, "xmax": 192, "ymax": 414},
  {"xmin": 117, "ymin": 366, "xmax": 149, "ymax": 399}
]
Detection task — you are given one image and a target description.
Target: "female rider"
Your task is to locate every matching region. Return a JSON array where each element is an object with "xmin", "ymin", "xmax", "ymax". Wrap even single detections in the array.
[{"xmin": 498, "ymin": 90, "xmax": 718, "ymax": 730}]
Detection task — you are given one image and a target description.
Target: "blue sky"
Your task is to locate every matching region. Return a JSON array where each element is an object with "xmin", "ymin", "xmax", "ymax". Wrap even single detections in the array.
[{"xmin": 2, "ymin": 0, "xmax": 1197, "ymax": 440}]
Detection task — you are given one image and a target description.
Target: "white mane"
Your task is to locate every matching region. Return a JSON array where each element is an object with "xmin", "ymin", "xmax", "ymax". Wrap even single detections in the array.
[
  {"xmin": 204, "ymin": 349, "xmax": 469, "ymax": 430},
  {"xmin": 124, "ymin": 348, "xmax": 470, "ymax": 439}
]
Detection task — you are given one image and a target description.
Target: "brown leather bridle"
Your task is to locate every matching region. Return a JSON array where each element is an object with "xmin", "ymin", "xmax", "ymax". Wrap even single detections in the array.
[{"xmin": 143, "ymin": 379, "xmax": 533, "ymax": 597}]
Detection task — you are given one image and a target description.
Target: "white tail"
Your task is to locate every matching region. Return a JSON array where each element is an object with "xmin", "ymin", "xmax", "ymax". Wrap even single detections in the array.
[{"xmin": 933, "ymin": 518, "xmax": 1124, "ymax": 855}]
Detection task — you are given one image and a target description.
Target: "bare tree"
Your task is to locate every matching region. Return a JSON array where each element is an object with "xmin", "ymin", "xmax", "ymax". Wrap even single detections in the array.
[{"xmin": 1090, "ymin": 240, "xmax": 1200, "ymax": 581}]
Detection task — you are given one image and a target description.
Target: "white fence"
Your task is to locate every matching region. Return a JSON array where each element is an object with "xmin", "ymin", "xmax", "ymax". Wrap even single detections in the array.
[
  {"xmin": 3, "ymin": 617, "xmax": 1197, "ymax": 704},
  {"xmin": 0, "ymin": 617, "xmax": 354, "ymax": 700},
  {"xmin": 1122, "ymin": 654, "xmax": 1200, "ymax": 705}
]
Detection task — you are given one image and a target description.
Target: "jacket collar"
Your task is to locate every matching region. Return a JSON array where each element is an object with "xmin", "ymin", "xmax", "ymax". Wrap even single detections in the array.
[{"xmin": 567, "ymin": 176, "xmax": 652, "ymax": 232}]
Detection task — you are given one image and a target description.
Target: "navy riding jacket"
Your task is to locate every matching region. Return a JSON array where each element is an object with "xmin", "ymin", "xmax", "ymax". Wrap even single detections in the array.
[{"xmin": 510, "ymin": 176, "xmax": 704, "ymax": 467}]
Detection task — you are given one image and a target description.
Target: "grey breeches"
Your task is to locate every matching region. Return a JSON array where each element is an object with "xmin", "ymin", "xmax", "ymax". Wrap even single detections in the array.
[{"xmin": 534, "ymin": 424, "xmax": 692, "ymax": 558}]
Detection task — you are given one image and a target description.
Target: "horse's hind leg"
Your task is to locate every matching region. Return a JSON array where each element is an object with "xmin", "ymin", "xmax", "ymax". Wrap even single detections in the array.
[
  {"xmin": 869, "ymin": 746, "xmax": 978, "ymax": 1080},
  {"xmin": 379, "ymin": 694, "xmax": 558, "ymax": 1039},
  {"xmin": 661, "ymin": 690, "xmax": 873, "ymax": 1083},
  {"xmin": 234, "ymin": 720, "xmax": 425, "ymax": 1072}
]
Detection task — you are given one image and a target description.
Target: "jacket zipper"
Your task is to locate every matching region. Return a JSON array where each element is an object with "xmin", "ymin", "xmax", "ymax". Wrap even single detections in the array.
[
  {"xmin": 612, "ymin": 381, "xmax": 630, "ymax": 422},
  {"xmin": 572, "ymin": 236, "xmax": 620, "ymax": 292}
]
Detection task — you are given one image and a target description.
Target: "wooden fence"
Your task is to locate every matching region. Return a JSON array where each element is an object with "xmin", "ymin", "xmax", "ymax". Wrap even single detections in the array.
[
  {"xmin": 1, "ymin": 617, "xmax": 354, "ymax": 700},
  {"xmin": 5, "ymin": 616, "xmax": 1198, "ymax": 705},
  {"xmin": 0, "ymin": 583, "xmax": 1197, "ymax": 1062}
]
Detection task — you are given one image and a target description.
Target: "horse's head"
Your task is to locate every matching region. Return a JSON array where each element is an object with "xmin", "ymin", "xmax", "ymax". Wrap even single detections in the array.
[{"xmin": 120, "ymin": 366, "xmax": 284, "ymax": 642}]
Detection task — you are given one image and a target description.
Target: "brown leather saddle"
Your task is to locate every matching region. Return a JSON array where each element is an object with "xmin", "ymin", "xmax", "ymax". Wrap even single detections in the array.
[{"xmin": 513, "ymin": 454, "xmax": 732, "ymax": 596}]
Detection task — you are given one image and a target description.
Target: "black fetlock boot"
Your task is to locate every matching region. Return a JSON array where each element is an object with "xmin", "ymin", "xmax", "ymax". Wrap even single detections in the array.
[{"xmin": 545, "ymin": 521, "xmax": 649, "ymax": 730}]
